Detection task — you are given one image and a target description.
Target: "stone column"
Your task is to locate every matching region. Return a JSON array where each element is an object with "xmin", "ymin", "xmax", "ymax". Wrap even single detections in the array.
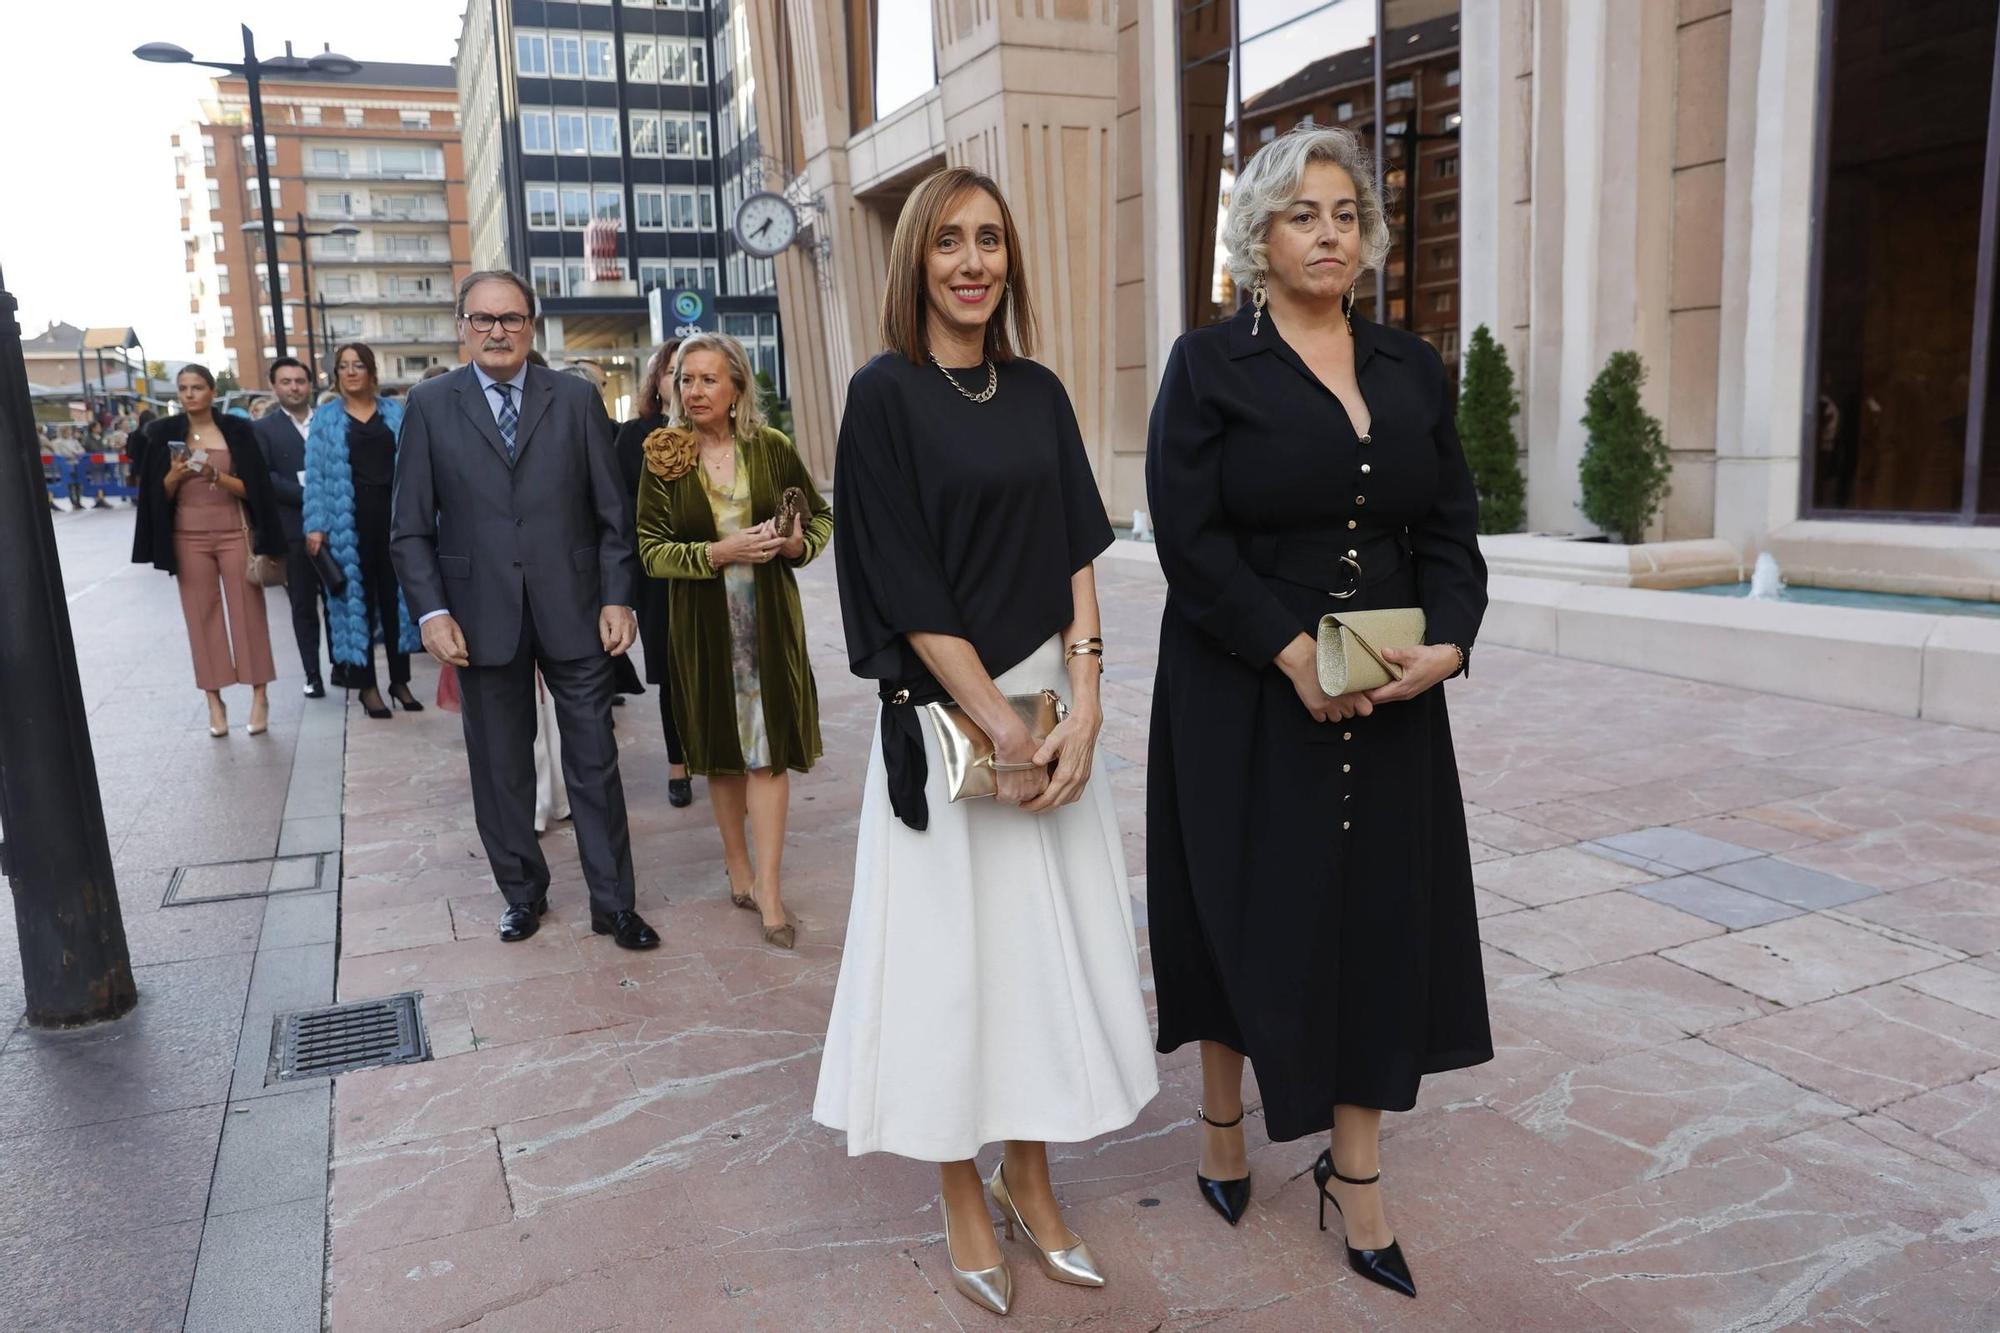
[
  {"xmin": 1458, "ymin": 0, "xmax": 1535, "ymax": 462},
  {"xmin": 1713, "ymin": 0, "xmax": 1819, "ymax": 555}
]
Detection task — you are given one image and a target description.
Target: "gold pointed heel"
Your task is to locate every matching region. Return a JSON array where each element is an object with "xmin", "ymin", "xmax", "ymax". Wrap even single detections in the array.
[
  {"xmin": 943, "ymin": 1194, "xmax": 1013, "ymax": 1316},
  {"xmin": 989, "ymin": 1161, "xmax": 1105, "ymax": 1288}
]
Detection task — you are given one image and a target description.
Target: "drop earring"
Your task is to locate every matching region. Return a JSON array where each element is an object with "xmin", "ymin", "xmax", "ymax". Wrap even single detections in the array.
[
  {"xmin": 1251, "ymin": 276, "xmax": 1269, "ymax": 337},
  {"xmin": 1343, "ymin": 282, "xmax": 1357, "ymax": 334}
]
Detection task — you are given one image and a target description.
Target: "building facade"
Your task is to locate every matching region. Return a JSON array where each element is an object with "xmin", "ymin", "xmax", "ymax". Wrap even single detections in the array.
[
  {"xmin": 175, "ymin": 64, "xmax": 471, "ymax": 389},
  {"xmin": 1462, "ymin": 0, "xmax": 1998, "ymax": 588},
  {"xmin": 454, "ymin": 0, "xmax": 782, "ymax": 417}
]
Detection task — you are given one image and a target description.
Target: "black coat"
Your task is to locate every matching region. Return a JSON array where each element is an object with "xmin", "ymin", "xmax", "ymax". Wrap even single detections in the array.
[
  {"xmin": 615, "ymin": 415, "xmax": 670, "ymax": 686},
  {"xmin": 1144, "ymin": 304, "xmax": 1492, "ymax": 1141},
  {"xmin": 130, "ymin": 412, "xmax": 289, "ymax": 576}
]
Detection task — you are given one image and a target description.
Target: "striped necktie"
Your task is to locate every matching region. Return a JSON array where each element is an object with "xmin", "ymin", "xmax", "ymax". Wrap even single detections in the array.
[{"xmin": 491, "ymin": 381, "xmax": 518, "ymax": 461}]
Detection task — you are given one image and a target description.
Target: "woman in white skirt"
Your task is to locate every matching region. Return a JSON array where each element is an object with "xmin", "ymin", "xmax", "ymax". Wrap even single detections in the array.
[{"xmin": 815, "ymin": 166, "xmax": 1158, "ymax": 1318}]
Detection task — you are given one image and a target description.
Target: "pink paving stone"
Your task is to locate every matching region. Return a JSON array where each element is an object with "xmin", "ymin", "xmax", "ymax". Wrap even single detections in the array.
[
  {"xmin": 1472, "ymin": 845, "xmax": 1656, "ymax": 908},
  {"xmin": 1774, "ymin": 819, "xmax": 2000, "ymax": 892},
  {"xmin": 336, "ymin": 929, "xmax": 588, "ymax": 1002},
  {"xmin": 1508, "ymin": 1142, "xmax": 1957, "ymax": 1333},
  {"xmin": 1477, "ymin": 890, "xmax": 1722, "ymax": 976},
  {"xmin": 1508, "ymin": 799, "xmax": 1651, "ymax": 842},
  {"xmin": 335, "ymin": 1027, "xmax": 639, "ymax": 1154},
  {"xmin": 695, "ymin": 1251, "xmax": 960, "ymax": 1332},
  {"xmin": 339, "ymin": 859, "xmax": 497, "ymax": 914},
  {"xmin": 1900, "ymin": 959, "xmax": 2000, "ymax": 1021},
  {"xmin": 1708, "ymin": 983, "xmax": 2000, "ymax": 1111},
  {"xmin": 1464, "ymin": 810, "xmax": 1578, "ymax": 855},
  {"xmin": 1827, "ymin": 1249, "xmax": 2000, "ymax": 1333},
  {"xmin": 339, "ymin": 897, "xmax": 456, "ymax": 958},
  {"xmin": 1473, "ymin": 886, "xmax": 1524, "ymax": 918},
  {"xmin": 1737, "ymin": 782, "xmax": 1949, "ymax": 842},
  {"xmin": 1878, "ymin": 1072, "xmax": 2000, "ymax": 1171},
  {"xmin": 461, "ymin": 950, "xmax": 729, "ymax": 1050},
  {"xmin": 1488, "ymin": 955, "xmax": 1777, "ymax": 1065},
  {"xmin": 1454, "ymin": 763, "xmax": 1614, "ymax": 812},
  {"xmin": 1372, "ymin": 1234, "xmax": 1642, "ymax": 1333},
  {"xmin": 1660, "ymin": 912, "xmax": 1956, "ymax": 1007},
  {"xmin": 1839, "ymin": 877, "xmax": 2000, "ymax": 955},
  {"xmin": 1670, "ymin": 812, "xmax": 1825, "ymax": 855},
  {"xmin": 327, "ymin": 1182, "xmax": 723, "ymax": 1331},
  {"xmin": 328, "ymin": 1128, "xmax": 512, "ymax": 1258},
  {"xmin": 1494, "ymin": 1037, "xmax": 1850, "ymax": 1187},
  {"xmin": 1570, "ymin": 766, "xmax": 1835, "ymax": 828},
  {"xmin": 1883, "ymin": 753, "xmax": 2000, "ymax": 805}
]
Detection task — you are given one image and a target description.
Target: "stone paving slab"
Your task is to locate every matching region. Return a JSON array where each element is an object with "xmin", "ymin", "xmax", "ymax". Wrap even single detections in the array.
[{"xmin": 320, "ymin": 552, "xmax": 2000, "ymax": 1331}]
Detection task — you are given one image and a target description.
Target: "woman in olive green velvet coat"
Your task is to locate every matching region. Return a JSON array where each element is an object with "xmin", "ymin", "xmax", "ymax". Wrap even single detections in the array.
[{"xmin": 636, "ymin": 332, "xmax": 832, "ymax": 949}]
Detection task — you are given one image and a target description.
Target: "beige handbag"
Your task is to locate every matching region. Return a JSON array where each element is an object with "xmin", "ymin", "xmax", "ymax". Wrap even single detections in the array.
[
  {"xmin": 1317, "ymin": 608, "xmax": 1426, "ymax": 695},
  {"xmin": 921, "ymin": 690, "xmax": 1068, "ymax": 802},
  {"xmin": 239, "ymin": 505, "xmax": 288, "ymax": 589}
]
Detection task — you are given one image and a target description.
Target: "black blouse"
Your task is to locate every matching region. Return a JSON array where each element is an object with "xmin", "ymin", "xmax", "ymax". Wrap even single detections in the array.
[
  {"xmin": 833, "ymin": 351, "xmax": 1112, "ymax": 685},
  {"xmin": 346, "ymin": 411, "xmax": 395, "ymax": 488},
  {"xmin": 834, "ymin": 351, "xmax": 1113, "ymax": 831}
]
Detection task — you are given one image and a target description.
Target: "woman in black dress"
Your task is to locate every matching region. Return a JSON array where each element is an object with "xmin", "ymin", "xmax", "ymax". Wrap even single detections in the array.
[
  {"xmin": 303, "ymin": 342, "xmax": 422, "ymax": 719},
  {"xmin": 1146, "ymin": 125, "xmax": 1491, "ymax": 1299},
  {"xmin": 614, "ymin": 340, "xmax": 692, "ymax": 807}
]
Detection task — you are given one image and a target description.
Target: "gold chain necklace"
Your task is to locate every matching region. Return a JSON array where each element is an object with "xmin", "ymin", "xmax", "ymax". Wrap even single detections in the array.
[{"xmin": 929, "ymin": 352, "xmax": 998, "ymax": 404}]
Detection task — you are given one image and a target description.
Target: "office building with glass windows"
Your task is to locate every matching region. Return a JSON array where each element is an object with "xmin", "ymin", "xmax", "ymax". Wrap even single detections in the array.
[{"xmin": 455, "ymin": 0, "xmax": 781, "ymax": 417}]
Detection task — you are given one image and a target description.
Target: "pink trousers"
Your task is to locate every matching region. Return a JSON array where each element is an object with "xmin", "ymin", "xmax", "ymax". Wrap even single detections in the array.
[{"xmin": 174, "ymin": 530, "xmax": 277, "ymax": 691}]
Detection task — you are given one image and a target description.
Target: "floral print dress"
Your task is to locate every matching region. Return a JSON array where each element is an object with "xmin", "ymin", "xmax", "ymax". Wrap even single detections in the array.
[{"xmin": 699, "ymin": 448, "xmax": 771, "ymax": 770}]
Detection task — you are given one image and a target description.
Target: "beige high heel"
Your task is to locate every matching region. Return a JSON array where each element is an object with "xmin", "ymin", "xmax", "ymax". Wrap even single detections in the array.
[
  {"xmin": 989, "ymin": 1160, "xmax": 1105, "ymax": 1288},
  {"xmin": 942, "ymin": 1193, "xmax": 1013, "ymax": 1316}
]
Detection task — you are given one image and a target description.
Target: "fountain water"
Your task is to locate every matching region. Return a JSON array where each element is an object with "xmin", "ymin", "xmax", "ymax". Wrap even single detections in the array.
[{"xmin": 1748, "ymin": 551, "xmax": 1785, "ymax": 599}]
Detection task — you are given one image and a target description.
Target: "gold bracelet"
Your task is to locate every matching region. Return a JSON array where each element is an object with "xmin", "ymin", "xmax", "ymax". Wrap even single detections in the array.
[{"xmin": 1443, "ymin": 643, "xmax": 1465, "ymax": 676}]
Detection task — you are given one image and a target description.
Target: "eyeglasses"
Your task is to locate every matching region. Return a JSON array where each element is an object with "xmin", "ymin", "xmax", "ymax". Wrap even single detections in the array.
[{"xmin": 462, "ymin": 312, "xmax": 530, "ymax": 333}]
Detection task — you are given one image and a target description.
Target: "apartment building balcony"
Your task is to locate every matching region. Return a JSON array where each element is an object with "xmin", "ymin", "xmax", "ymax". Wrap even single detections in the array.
[
  {"xmin": 306, "ymin": 204, "xmax": 452, "ymax": 224},
  {"xmin": 311, "ymin": 251, "xmax": 453, "ymax": 265},
  {"xmin": 302, "ymin": 166, "xmax": 447, "ymax": 182},
  {"xmin": 316, "ymin": 291, "xmax": 454, "ymax": 306}
]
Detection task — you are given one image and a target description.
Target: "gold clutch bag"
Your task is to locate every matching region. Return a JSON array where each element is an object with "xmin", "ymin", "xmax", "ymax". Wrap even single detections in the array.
[
  {"xmin": 1317, "ymin": 608, "xmax": 1427, "ymax": 695},
  {"xmin": 920, "ymin": 690, "xmax": 1068, "ymax": 802}
]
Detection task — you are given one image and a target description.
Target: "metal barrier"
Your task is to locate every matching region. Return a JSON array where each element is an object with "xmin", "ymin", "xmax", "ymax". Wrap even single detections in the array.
[{"xmin": 38, "ymin": 452, "xmax": 135, "ymax": 501}]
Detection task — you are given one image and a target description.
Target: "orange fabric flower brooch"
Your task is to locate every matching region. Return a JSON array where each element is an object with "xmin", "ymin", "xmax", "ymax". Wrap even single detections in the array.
[{"xmin": 643, "ymin": 426, "xmax": 698, "ymax": 481}]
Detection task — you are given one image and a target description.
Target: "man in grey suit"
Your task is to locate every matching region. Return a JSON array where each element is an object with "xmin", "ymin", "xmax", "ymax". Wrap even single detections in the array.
[
  {"xmin": 255, "ymin": 356, "xmax": 330, "ymax": 698},
  {"xmin": 391, "ymin": 271, "xmax": 659, "ymax": 949}
]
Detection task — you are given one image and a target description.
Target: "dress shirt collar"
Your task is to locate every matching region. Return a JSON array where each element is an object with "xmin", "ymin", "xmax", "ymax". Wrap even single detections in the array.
[{"xmin": 473, "ymin": 361, "xmax": 530, "ymax": 401}]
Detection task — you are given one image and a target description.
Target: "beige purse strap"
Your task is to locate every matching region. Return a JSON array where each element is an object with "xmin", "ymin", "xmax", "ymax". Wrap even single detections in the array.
[{"xmin": 1333, "ymin": 616, "xmax": 1406, "ymax": 682}]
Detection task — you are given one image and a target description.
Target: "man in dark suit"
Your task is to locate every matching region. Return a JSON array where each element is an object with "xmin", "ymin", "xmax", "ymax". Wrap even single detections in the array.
[
  {"xmin": 390, "ymin": 271, "xmax": 659, "ymax": 950},
  {"xmin": 255, "ymin": 356, "xmax": 330, "ymax": 697}
]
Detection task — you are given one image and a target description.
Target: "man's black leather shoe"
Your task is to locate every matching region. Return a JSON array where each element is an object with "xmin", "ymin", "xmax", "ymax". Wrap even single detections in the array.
[
  {"xmin": 592, "ymin": 910, "xmax": 660, "ymax": 950},
  {"xmin": 498, "ymin": 897, "xmax": 549, "ymax": 942},
  {"xmin": 304, "ymin": 679, "xmax": 326, "ymax": 699}
]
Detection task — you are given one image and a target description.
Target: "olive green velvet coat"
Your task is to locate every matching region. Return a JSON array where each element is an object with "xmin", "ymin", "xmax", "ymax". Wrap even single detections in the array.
[{"xmin": 635, "ymin": 427, "xmax": 833, "ymax": 776}]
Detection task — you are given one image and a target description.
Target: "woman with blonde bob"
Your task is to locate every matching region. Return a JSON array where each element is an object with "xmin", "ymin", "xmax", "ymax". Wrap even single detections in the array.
[
  {"xmin": 634, "ymin": 332, "xmax": 831, "ymax": 949},
  {"xmin": 1145, "ymin": 124, "xmax": 1490, "ymax": 1300},
  {"xmin": 813, "ymin": 165, "xmax": 1157, "ymax": 1318}
]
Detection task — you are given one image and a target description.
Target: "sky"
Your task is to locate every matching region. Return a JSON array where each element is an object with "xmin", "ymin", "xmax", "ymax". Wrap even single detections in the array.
[{"xmin": 0, "ymin": 1, "xmax": 465, "ymax": 362}]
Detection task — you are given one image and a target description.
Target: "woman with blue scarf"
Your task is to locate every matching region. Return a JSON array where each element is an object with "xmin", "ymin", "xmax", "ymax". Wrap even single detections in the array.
[{"xmin": 304, "ymin": 342, "xmax": 423, "ymax": 719}]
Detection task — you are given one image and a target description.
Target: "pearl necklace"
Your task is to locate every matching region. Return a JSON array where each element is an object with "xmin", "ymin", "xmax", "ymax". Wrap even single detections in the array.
[{"xmin": 929, "ymin": 352, "xmax": 998, "ymax": 404}]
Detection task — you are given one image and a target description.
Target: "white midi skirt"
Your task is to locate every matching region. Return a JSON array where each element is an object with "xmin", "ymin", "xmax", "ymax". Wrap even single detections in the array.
[{"xmin": 813, "ymin": 637, "xmax": 1160, "ymax": 1161}]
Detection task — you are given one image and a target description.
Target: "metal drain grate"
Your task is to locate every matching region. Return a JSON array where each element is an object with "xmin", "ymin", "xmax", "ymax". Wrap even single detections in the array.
[{"xmin": 268, "ymin": 993, "xmax": 429, "ymax": 1083}]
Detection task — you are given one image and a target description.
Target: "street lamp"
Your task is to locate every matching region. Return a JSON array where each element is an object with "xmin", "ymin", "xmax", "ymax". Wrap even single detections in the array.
[
  {"xmin": 135, "ymin": 28, "xmax": 361, "ymax": 360},
  {"xmin": 243, "ymin": 217, "xmax": 360, "ymax": 386}
]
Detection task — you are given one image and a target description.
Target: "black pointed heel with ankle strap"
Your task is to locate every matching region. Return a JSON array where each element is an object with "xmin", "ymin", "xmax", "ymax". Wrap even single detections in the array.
[
  {"xmin": 1195, "ymin": 1106, "xmax": 1252, "ymax": 1226},
  {"xmin": 1312, "ymin": 1149, "xmax": 1416, "ymax": 1298}
]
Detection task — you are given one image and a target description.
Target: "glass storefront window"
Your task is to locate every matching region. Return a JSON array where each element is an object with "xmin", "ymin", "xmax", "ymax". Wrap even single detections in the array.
[{"xmin": 1808, "ymin": 0, "xmax": 1997, "ymax": 519}]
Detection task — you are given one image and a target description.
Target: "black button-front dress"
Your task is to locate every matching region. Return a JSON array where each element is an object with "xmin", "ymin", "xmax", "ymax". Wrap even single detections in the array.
[{"xmin": 1145, "ymin": 303, "xmax": 1493, "ymax": 1142}]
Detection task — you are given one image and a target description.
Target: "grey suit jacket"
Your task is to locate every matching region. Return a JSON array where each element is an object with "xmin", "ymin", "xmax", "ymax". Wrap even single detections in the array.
[
  {"xmin": 390, "ymin": 363, "xmax": 639, "ymax": 666},
  {"xmin": 254, "ymin": 409, "xmax": 311, "ymax": 541}
]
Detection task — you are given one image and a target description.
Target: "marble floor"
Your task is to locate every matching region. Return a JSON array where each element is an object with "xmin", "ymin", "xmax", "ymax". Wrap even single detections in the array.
[{"xmin": 325, "ymin": 552, "xmax": 2000, "ymax": 1331}]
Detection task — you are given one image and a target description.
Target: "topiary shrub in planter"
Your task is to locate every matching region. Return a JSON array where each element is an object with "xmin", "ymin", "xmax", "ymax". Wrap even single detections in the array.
[
  {"xmin": 1578, "ymin": 349, "xmax": 1671, "ymax": 544},
  {"xmin": 1456, "ymin": 324, "xmax": 1526, "ymax": 534}
]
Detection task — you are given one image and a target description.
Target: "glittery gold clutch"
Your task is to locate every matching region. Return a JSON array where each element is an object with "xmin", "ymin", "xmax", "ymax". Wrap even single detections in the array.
[{"xmin": 1317, "ymin": 608, "xmax": 1427, "ymax": 695}]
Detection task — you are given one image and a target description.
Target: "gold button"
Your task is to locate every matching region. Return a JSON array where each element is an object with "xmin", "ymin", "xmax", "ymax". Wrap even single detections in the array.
[
  {"xmin": 1361, "ymin": 464, "xmax": 1372, "ymax": 474},
  {"xmin": 1342, "ymin": 763, "xmax": 1352, "ymax": 773},
  {"xmin": 1347, "ymin": 549, "xmax": 1358, "ymax": 558},
  {"xmin": 1347, "ymin": 519, "xmax": 1358, "ymax": 529},
  {"xmin": 1356, "ymin": 495, "xmax": 1367, "ymax": 505},
  {"xmin": 1343, "ymin": 731, "xmax": 1352, "ymax": 740},
  {"xmin": 1342, "ymin": 820, "xmax": 1351, "ymax": 830}
]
